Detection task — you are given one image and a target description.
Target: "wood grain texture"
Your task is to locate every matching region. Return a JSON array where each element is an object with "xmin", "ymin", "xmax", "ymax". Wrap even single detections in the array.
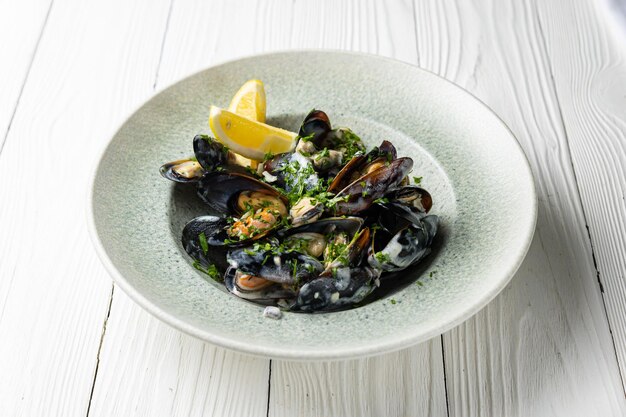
[
  {"xmin": 88, "ymin": 1, "xmax": 446, "ymax": 416},
  {"xmin": 413, "ymin": 0, "xmax": 626, "ymax": 415},
  {"xmin": 87, "ymin": 1, "xmax": 274, "ymax": 416},
  {"xmin": 88, "ymin": 292, "xmax": 270, "ymax": 417},
  {"xmin": 537, "ymin": 0, "xmax": 626, "ymax": 390},
  {"xmin": 270, "ymin": 343, "xmax": 447, "ymax": 417},
  {"xmin": 0, "ymin": 0, "xmax": 52, "ymax": 153},
  {"xmin": 0, "ymin": 0, "xmax": 173, "ymax": 415},
  {"xmin": 260, "ymin": 2, "xmax": 446, "ymax": 415},
  {"xmin": 1, "ymin": 0, "xmax": 625, "ymax": 416}
]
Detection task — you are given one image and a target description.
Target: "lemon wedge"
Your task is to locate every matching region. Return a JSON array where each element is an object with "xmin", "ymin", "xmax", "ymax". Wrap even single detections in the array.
[
  {"xmin": 228, "ymin": 79, "xmax": 266, "ymax": 123},
  {"xmin": 209, "ymin": 106, "xmax": 297, "ymax": 161}
]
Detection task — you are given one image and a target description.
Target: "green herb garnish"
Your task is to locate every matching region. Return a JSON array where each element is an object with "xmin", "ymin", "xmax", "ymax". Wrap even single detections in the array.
[
  {"xmin": 192, "ymin": 260, "xmax": 222, "ymax": 282},
  {"xmin": 374, "ymin": 252, "xmax": 391, "ymax": 264},
  {"xmin": 198, "ymin": 232, "xmax": 209, "ymax": 255}
]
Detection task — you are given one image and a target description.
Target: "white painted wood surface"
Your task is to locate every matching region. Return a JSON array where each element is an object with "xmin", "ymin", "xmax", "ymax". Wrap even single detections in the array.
[{"xmin": 0, "ymin": 1, "xmax": 625, "ymax": 416}]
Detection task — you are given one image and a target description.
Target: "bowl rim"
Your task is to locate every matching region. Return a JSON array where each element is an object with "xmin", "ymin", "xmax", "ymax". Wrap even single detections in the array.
[{"xmin": 86, "ymin": 49, "xmax": 537, "ymax": 360}]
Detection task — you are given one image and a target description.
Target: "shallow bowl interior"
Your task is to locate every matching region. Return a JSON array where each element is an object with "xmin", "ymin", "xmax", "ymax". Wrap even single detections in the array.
[{"xmin": 89, "ymin": 51, "xmax": 536, "ymax": 360}]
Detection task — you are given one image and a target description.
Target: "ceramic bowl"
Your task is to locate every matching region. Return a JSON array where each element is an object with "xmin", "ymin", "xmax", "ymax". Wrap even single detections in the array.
[{"xmin": 88, "ymin": 51, "xmax": 536, "ymax": 360}]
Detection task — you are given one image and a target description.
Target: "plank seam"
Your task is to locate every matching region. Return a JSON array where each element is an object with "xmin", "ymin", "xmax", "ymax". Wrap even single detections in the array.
[
  {"xmin": 266, "ymin": 360, "xmax": 272, "ymax": 417},
  {"xmin": 153, "ymin": 0, "xmax": 176, "ymax": 90},
  {"xmin": 533, "ymin": 1, "xmax": 626, "ymax": 394},
  {"xmin": 85, "ymin": 284, "xmax": 115, "ymax": 417},
  {"xmin": 440, "ymin": 335, "xmax": 451, "ymax": 417},
  {"xmin": 411, "ymin": 0, "xmax": 421, "ymax": 67},
  {"xmin": 0, "ymin": 0, "xmax": 55, "ymax": 158}
]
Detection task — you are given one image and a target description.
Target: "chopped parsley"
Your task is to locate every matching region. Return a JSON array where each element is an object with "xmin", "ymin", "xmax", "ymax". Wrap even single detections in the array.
[
  {"xmin": 340, "ymin": 129, "xmax": 365, "ymax": 160},
  {"xmin": 298, "ymin": 133, "xmax": 315, "ymax": 143},
  {"xmin": 413, "ymin": 176, "xmax": 422, "ymax": 184},
  {"xmin": 374, "ymin": 252, "xmax": 391, "ymax": 264},
  {"xmin": 198, "ymin": 232, "xmax": 209, "ymax": 255},
  {"xmin": 192, "ymin": 260, "xmax": 222, "ymax": 282},
  {"xmin": 315, "ymin": 147, "xmax": 330, "ymax": 159},
  {"xmin": 390, "ymin": 298, "xmax": 397, "ymax": 305}
]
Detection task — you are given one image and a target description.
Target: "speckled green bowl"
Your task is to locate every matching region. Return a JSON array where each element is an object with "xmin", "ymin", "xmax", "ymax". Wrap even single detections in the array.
[{"xmin": 88, "ymin": 51, "xmax": 536, "ymax": 360}]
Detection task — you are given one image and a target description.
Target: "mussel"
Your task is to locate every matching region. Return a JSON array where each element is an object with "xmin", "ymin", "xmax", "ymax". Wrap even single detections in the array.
[
  {"xmin": 181, "ymin": 215, "xmax": 231, "ymax": 272},
  {"xmin": 384, "ymin": 186, "xmax": 433, "ymax": 213},
  {"xmin": 193, "ymin": 135, "xmax": 229, "ymax": 172},
  {"xmin": 160, "ymin": 159, "xmax": 204, "ymax": 183},
  {"xmin": 261, "ymin": 152, "xmax": 320, "ymax": 194},
  {"xmin": 160, "ymin": 135, "xmax": 250, "ymax": 184},
  {"xmin": 279, "ymin": 217, "xmax": 364, "ymax": 258},
  {"xmin": 289, "ymin": 197, "xmax": 324, "ymax": 226},
  {"xmin": 224, "ymin": 267, "xmax": 296, "ymax": 304},
  {"xmin": 333, "ymin": 157, "xmax": 414, "ymax": 215},
  {"xmin": 227, "ymin": 246, "xmax": 324, "ymax": 285},
  {"xmin": 368, "ymin": 211, "xmax": 438, "ymax": 272},
  {"xmin": 198, "ymin": 171, "xmax": 288, "ymax": 217},
  {"xmin": 292, "ymin": 266, "xmax": 380, "ymax": 312},
  {"xmin": 299, "ymin": 109, "xmax": 331, "ymax": 140},
  {"xmin": 327, "ymin": 140, "xmax": 397, "ymax": 193}
]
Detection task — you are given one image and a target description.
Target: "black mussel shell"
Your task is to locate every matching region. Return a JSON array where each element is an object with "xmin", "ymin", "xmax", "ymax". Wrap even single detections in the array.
[
  {"xmin": 333, "ymin": 157, "xmax": 413, "ymax": 215},
  {"xmin": 182, "ymin": 215, "xmax": 230, "ymax": 272},
  {"xmin": 224, "ymin": 267, "xmax": 296, "ymax": 304},
  {"xmin": 291, "ymin": 266, "xmax": 380, "ymax": 312},
  {"xmin": 384, "ymin": 186, "xmax": 432, "ymax": 213},
  {"xmin": 227, "ymin": 247, "xmax": 324, "ymax": 285},
  {"xmin": 160, "ymin": 159, "xmax": 204, "ymax": 183},
  {"xmin": 327, "ymin": 140, "xmax": 397, "ymax": 193},
  {"xmin": 193, "ymin": 135, "xmax": 229, "ymax": 172},
  {"xmin": 368, "ymin": 214, "xmax": 438, "ymax": 272},
  {"xmin": 197, "ymin": 171, "xmax": 287, "ymax": 215},
  {"xmin": 299, "ymin": 109, "xmax": 331, "ymax": 141}
]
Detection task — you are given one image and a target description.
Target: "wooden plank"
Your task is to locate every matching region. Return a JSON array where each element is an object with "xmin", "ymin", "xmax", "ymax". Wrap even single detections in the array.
[
  {"xmin": 0, "ymin": 0, "xmax": 173, "ymax": 415},
  {"xmin": 270, "ymin": 344, "xmax": 447, "ymax": 417},
  {"xmin": 89, "ymin": 1, "xmax": 445, "ymax": 416},
  {"xmin": 262, "ymin": 1, "xmax": 446, "ymax": 416},
  {"xmin": 0, "ymin": 0, "xmax": 52, "ymax": 153},
  {"xmin": 413, "ymin": 0, "xmax": 626, "ymax": 415},
  {"xmin": 87, "ymin": 1, "xmax": 272, "ymax": 416},
  {"xmin": 537, "ymin": 0, "xmax": 626, "ymax": 389},
  {"xmin": 87, "ymin": 292, "xmax": 270, "ymax": 417}
]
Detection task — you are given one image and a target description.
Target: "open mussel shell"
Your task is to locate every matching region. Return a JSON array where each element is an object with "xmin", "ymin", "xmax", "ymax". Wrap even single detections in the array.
[
  {"xmin": 160, "ymin": 158, "xmax": 204, "ymax": 183},
  {"xmin": 193, "ymin": 135, "xmax": 229, "ymax": 172},
  {"xmin": 227, "ymin": 247, "xmax": 324, "ymax": 285},
  {"xmin": 319, "ymin": 227, "xmax": 371, "ymax": 278},
  {"xmin": 289, "ymin": 197, "xmax": 324, "ymax": 226},
  {"xmin": 299, "ymin": 109, "xmax": 331, "ymax": 141},
  {"xmin": 327, "ymin": 140, "xmax": 397, "ymax": 193},
  {"xmin": 327, "ymin": 154, "xmax": 366, "ymax": 193},
  {"xmin": 197, "ymin": 171, "xmax": 288, "ymax": 216},
  {"xmin": 291, "ymin": 266, "xmax": 380, "ymax": 312},
  {"xmin": 181, "ymin": 215, "xmax": 231, "ymax": 272},
  {"xmin": 333, "ymin": 157, "xmax": 414, "ymax": 215},
  {"xmin": 368, "ymin": 214, "xmax": 439, "ymax": 272},
  {"xmin": 385, "ymin": 186, "xmax": 433, "ymax": 213},
  {"xmin": 224, "ymin": 267, "xmax": 296, "ymax": 304}
]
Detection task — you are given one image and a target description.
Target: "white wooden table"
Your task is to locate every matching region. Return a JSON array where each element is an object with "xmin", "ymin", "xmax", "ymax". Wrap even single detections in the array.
[{"xmin": 1, "ymin": 0, "xmax": 626, "ymax": 415}]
